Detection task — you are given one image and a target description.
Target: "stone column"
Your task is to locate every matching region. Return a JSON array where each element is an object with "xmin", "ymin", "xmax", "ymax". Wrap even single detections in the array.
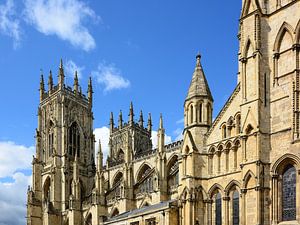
[
  {"xmin": 217, "ymin": 151, "xmax": 221, "ymax": 174},
  {"xmin": 205, "ymin": 199, "xmax": 213, "ymax": 225},
  {"xmin": 232, "ymin": 146, "xmax": 238, "ymax": 171},
  {"xmin": 241, "ymin": 136, "xmax": 247, "ymax": 162},
  {"xmin": 256, "ymin": 186, "xmax": 262, "ymax": 225},
  {"xmin": 241, "ymin": 189, "xmax": 247, "ymax": 225},
  {"xmin": 225, "ymin": 149, "xmax": 229, "ymax": 172},
  {"xmin": 241, "ymin": 57, "xmax": 247, "ymax": 101},
  {"xmin": 223, "ymin": 196, "xmax": 230, "ymax": 225},
  {"xmin": 183, "ymin": 155, "xmax": 187, "ymax": 176},
  {"xmin": 273, "ymin": 53, "xmax": 279, "ymax": 86},
  {"xmin": 272, "ymin": 174, "xmax": 279, "ymax": 225}
]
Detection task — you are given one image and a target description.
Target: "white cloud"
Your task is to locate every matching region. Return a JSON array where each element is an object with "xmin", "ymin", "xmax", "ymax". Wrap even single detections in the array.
[
  {"xmin": 0, "ymin": 141, "xmax": 34, "ymax": 178},
  {"xmin": 24, "ymin": 0, "xmax": 99, "ymax": 51},
  {"xmin": 0, "ymin": 141, "xmax": 33, "ymax": 225},
  {"xmin": 176, "ymin": 118, "xmax": 184, "ymax": 124},
  {"xmin": 173, "ymin": 128, "xmax": 183, "ymax": 141},
  {"xmin": 0, "ymin": 172, "xmax": 31, "ymax": 225},
  {"xmin": 94, "ymin": 126, "xmax": 110, "ymax": 161},
  {"xmin": 92, "ymin": 62, "xmax": 130, "ymax": 92},
  {"xmin": 0, "ymin": 0, "xmax": 21, "ymax": 48},
  {"xmin": 151, "ymin": 130, "xmax": 172, "ymax": 148},
  {"xmin": 65, "ymin": 59, "xmax": 84, "ymax": 79}
]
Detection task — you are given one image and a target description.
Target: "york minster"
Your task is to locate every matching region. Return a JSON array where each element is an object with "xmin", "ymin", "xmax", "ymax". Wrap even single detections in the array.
[{"xmin": 26, "ymin": 0, "xmax": 300, "ymax": 224}]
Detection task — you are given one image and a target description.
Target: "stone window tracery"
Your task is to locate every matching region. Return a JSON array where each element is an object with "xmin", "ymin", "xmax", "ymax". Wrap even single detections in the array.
[
  {"xmin": 167, "ymin": 156, "xmax": 179, "ymax": 193},
  {"xmin": 48, "ymin": 120, "xmax": 54, "ymax": 158},
  {"xmin": 135, "ymin": 165, "xmax": 153, "ymax": 195},
  {"xmin": 282, "ymin": 164, "xmax": 296, "ymax": 221},
  {"xmin": 68, "ymin": 122, "xmax": 80, "ymax": 157}
]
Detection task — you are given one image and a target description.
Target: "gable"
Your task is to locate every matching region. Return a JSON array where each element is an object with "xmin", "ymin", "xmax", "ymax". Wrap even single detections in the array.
[{"xmin": 206, "ymin": 84, "xmax": 242, "ymax": 145}]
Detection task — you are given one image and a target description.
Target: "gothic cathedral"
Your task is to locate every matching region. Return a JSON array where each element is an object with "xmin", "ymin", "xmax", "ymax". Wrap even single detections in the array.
[{"xmin": 27, "ymin": 0, "xmax": 300, "ymax": 224}]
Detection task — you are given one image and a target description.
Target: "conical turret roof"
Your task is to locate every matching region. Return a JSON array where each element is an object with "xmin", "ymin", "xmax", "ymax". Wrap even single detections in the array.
[{"xmin": 186, "ymin": 54, "xmax": 213, "ymax": 101}]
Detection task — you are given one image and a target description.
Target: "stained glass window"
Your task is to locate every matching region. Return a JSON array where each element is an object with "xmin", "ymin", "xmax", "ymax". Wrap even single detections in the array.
[
  {"xmin": 282, "ymin": 165, "xmax": 296, "ymax": 221},
  {"xmin": 215, "ymin": 192, "xmax": 222, "ymax": 225},
  {"xmin": 233, "ymin": 190, "xmax": 239, "ymax": 225}
]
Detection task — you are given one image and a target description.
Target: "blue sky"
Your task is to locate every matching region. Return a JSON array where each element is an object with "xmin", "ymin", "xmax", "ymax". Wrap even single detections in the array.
[{"xmin": 0, "ymin": 0, "xmax": 241, "ymax": 224}]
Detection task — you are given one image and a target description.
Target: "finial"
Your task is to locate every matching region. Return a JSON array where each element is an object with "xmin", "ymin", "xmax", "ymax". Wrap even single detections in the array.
[
  {"xmin": 118, "ymin": 110, "xmax": 123, "ymax": 128},
  {"xmin": 48, "ymin": 70, "xmax": 53, "ymax": 91},
  {"xmin": 110, "ymin": 112, "xmax": 114, "ymax": 133},
  {"xmin": 139, "ymin": 110, "xmax": 144, "ymax": 127},
  {"xmin": 88, "ymin": 77, "xmax": 93, "ymax": 107},
  {"xmin": 147, "ymin": 113, "xmax": 152, "ymax": 133},
  {"xmin": 97, "ymin": 139, "xmax": 103, "ymax": 172},
  {"xmin": 129, "ymin": 101, "xmax": 134, "ymax": 124},
  {"xmin": 196, "ymin": 53, "xmax": 201, "ymax": 67},
  {"xmin": 60, "ymin": 58, "xmax": 63, "ymax": 69},
  {"xmin": 98, "ymin": 139, "xmax": 102, "ymax": 154},
  {"xmin": 73, "ymin": 71, "xmax": 79, "ymax": 94},
  {"xmin": 39, "ymin": 71, "xmax": 45, "ymax": 101},
  {"xmin": 159, "ymin": 113, "xmax": 164, "ymax": 129},
  {"xmin": 40, "ymin": 71, "xmax": 44, "ymax": 87},
  {"xmin": 158, "ymin": 113, "xmax": 165, "ymax": 152},
  {"xmin": 58, "ymin": 58, "xmax": 65, "ymax": 88}
]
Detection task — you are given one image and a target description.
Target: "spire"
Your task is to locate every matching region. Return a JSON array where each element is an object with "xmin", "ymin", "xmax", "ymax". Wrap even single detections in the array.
[
  {"xmin": 73, "ymin": 71, "xmax": 79, "ymax": 94},
  {"xmin": 157, "ymin": 113, "xmax": 165, "ymax": 153},
  {"xmin": 58, "ymin": 58, "xmax": 64, "ymax": 89},
  {"xmin": 118, "ymin": 110, "xmax": 123, "ymax": 128},
  {"xmin": 139, "ymin": 110, "xmax": 144, "ymax": 127},
  {"xmin": 88, "ymin": 77, "xmax": 93, "ymax": 107},
  {"xmin": 147, "ymin": 113, "xmax": 152, "ymax": 133},
  {"xmin": 159, "ymin": 113, "xmax": 164, "ymax": 130},
  {"xmin": 110, "ymin": 112, "xmax": 114, "ymax": 133},
  {"xmin": 39, "ymin": 72, "xmax": 44, "ymax": 101},
  {"xmin": 97, "ymin": 139, "xmax": 103, "ymax": 172},
  {"xmin": 186, "ymin": 54, "xmax": 213, "ymax": 101},
  {"xmin": 48, "ymin": 70, "xmax": 53, "ymax": 92},
  {"xmin": 129, "ymin": 101, "xmax": 134, "ymax": 125}
]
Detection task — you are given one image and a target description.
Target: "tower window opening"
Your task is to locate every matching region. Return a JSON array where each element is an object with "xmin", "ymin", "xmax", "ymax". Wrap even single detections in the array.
[
  {"xmin": 199, "ymin": 103, "xmax": 203, "ymax": 123},
  {"xmin": 190, "ymin": 105, "xmax": 194, "ymax": 124},
  {"xmin": 68, "ymin": 122, "xmax": 80, "ymax": 157}
]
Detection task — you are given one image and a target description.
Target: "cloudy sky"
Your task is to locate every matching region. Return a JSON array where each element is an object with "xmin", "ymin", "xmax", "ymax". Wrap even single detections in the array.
[{"xmin": 0, "ymin": 0, "xmax": 241, "ymax": 224}]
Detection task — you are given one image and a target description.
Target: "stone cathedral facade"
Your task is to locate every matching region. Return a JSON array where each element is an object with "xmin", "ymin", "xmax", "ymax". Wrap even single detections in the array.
[{"xmin": 27, "ymin": 0, "xmax": 300, "ymax": 224}]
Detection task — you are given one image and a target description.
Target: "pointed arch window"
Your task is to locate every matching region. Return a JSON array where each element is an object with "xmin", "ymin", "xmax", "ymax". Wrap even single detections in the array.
[
  {"xmin": 232, "ymin": 190, "xmax": 239, "ymax": 225},
  {"xmin": 235, "ymin": 114, "xmax": 241, "ymax": 135},
  {"xmin": 48, "ymin": 120, "xmax": 54, "ymax": 157},
  {"xmin": 199, "ymin": 103, "xmax": 203, "ymax": 123},
  {"xmin": 222, "ymin": 125, "xmax": 227, "ymax": 139},
  {"xmin": 282, "ymin": 165, "xmax": 296, "ymax": 221},
  {"xmin": 68, "ymin": 122, "xmax": 80, "ymax": 157},
  {"xmin": 207, "ymin": 103, "xmax": 212, "ymax": 125},
  {"xmin": 136, "ymin": 164, "xmax": 153, "ymax": 195},
  {"xmin": 215, "ymin": 192, "xmax": 222, "ymax": 225},
  {"xmin": 111, "ymin": 208, "xmax": 119, "ymax": 217},
  {"xmin": 190, "ymin": 105, "xmax": 194, "ymax": 124},
  {"xmin": 167, "ymin": 156, "xmax": 179, "ymax": 194}
]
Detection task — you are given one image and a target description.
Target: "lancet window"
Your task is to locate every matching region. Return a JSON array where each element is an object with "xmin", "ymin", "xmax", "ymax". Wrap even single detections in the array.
[{"xmin": 68, "ymin": 122, "xmax": 80, "ymax": 157}]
